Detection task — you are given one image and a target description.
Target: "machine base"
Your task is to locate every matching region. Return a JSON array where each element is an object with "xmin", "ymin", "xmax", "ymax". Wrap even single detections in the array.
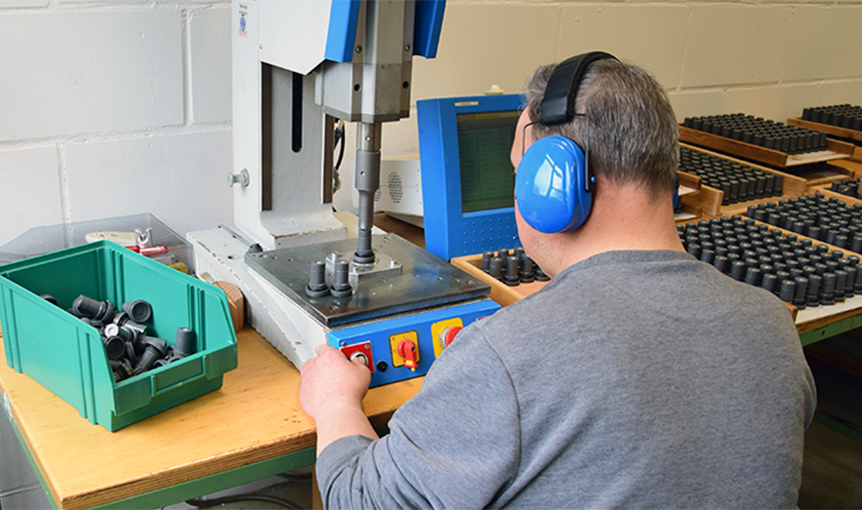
[{"xmin": 187, "ymin": 227, "xmax": 499, "ymax": 385}]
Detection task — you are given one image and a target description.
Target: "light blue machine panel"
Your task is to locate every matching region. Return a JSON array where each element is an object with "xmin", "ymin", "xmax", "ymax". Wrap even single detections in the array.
[
  {"xmin": 417, "ymin": 94, "xmax": 524, "ymax": 261},
  {"xmin": 329, "ymin": 299, "xmax": 499, "ymax": 387}
]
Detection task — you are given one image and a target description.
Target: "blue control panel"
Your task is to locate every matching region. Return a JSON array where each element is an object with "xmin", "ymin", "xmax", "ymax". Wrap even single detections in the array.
[
  {"xmin": 328, "ymin": 299, "xmax": 500, "ymax": 387},
  {"xmin": 417, "ymin": 94, "xmax": 524, "ymax": 261}
]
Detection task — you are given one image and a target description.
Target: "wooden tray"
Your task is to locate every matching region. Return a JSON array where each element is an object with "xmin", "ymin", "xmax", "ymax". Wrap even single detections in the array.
[
  {"xmin": 787, "ymin": 117, "xmax": 862, "ymax": 162},
  {"xmin": 450, "ymin": 253, "xmax": 548, "ymax": 307},
  {"xmin": 680, "ymin": 143, "xmax": 808, "ymax": 216},
  {"xmin": 679, "ymin": 125, "xmax": 853, "ymax": 168}
]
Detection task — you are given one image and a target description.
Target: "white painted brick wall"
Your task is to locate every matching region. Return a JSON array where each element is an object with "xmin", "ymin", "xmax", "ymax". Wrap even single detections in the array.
[
  {"xmin": 191, "ymin": 7, "xmax": 231, "ymax": 123},
  {"xmin": 65, "ymin": 131, "xmax": 233, "ymax": 233},
  {"xmin": 0, "ymin": 147, "xmax": 65, "ymax": 244},
  {"xmin": 0, "ymin": 1, "xmax": 232, "ymax": 250},
  {"xmin": 0, "ymin": 10, "xmax": 184, "ymax": 140}
]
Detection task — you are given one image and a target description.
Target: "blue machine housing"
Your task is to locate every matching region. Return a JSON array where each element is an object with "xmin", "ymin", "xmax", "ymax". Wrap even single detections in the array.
[
  {"xmin": 325, "ymin": 0, "xmax": 446, "ymax": 62},
  {"xmin": 329, "ymin": 299, "xmax": 499, "ymax": 387},
  {"xmin": 417, "ymin": 94, "xmax": 524, "ymax": 261}
]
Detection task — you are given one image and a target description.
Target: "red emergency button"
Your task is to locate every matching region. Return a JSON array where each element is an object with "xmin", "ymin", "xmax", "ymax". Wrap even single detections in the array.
[
  {"xmin": 441, "ymin": 326, "xmax": 462, "ymax": 347},
  {"xmin": 397, "ymin": 338, "xmax": 418, "ymax": 371}
]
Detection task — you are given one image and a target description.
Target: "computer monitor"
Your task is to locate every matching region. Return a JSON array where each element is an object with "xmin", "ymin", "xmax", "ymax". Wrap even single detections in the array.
[{"xmin": 417, "ymin": 94, "xmax": 523, "ymax": 261}]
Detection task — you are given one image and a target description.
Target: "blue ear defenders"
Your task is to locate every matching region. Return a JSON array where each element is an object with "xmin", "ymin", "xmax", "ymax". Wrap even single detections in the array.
[{"xmin": 515, "ymin": 51, "xmax": 617, "ymax": 233}]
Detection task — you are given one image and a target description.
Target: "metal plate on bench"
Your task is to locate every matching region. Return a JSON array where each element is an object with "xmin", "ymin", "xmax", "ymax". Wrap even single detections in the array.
[{"xmin": 246, "ymin": 234, "xmax": 490, "ymax": 327}]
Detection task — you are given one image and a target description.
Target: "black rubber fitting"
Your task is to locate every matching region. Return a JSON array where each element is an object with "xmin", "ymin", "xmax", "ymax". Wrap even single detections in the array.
[
  {"xmin": 73, "ymin": 295, "xmax": 115, "ymax": 323},
  {"xmin": 122, "ymin": 300, "xmax": 152, "ymax": 323},
  {"xmin": 174, "ymin": 327, "xmax": 196, "ymax": 358},
  {"xmin": 503, "ymin": 256, "xmax": 520, "ymax": 287},
  {"xmin": 820, "ymin": 273, "xmax": 836, "ymax": 305},
  {"xmin": 779, "ymin": 280, "xmax": 796, "ymax": 302},
  {"xmin": 834, "ymin": 270, "xmax": 847, "ymax": 302},
  {"xmin": 489, "ymin": 257, "xmax": 503, "ymax": 279},
  {"xmin": 133, "ymin": 336, "xmax": 168, "ymax": 375},
  {"xmin": 481, "ymin": 251, "xmax": 493, "ymax": 273},
  {"xmin": 792, "ymin": 276, "xmax": 808, "ymax": 309},
  {"xmin": 761, "ymin": 273, "xmax": 778, "ymax": 294},
  {"xmin": 805, "ymin": 274, "xmax": 821, "ymax": 307},
  {"xmin": 744, "ymin": 267, "xmax": 762, "ymax": 286},
  {"xmin": 111, "ymin": 359, "xmax": 133, "ymax": 382},
  {"xmin": 330, "ymin": 260, "xmax": 353, "ymax": 298},
  {"xmin": 103, "ymin": 335, "xmax": 126, "ymax": 361},
  {"xmin": 844, "ymin": 266, "xmax": 856, "ymax": 298},
  {"xmin": 714, "ymin": 255, "xmax": 730, "ymax": 274},
  {"xmin": 520, "ymin": 256, "xmax": 535, "ymax": 283},
  {"xmin": 103, "ymin": 323, "xmax": 133, "ymax": 343},
  {"xmin": 731, "ymin": 260, "xmax": 747, "ymax": 281},
  {"xmin": 306, "ymin": 261, "xmax": 330, "ymax": 298}
]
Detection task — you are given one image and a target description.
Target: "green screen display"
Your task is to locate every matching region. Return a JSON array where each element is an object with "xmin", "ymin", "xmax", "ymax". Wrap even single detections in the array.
[{"xmin": 456, "ymin": 110, "xmax": 520, "ymax": 213}]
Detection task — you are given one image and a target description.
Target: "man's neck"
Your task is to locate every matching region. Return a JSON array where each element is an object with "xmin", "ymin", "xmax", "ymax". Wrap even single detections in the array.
[{"xmin": 544, "ymin": 182, "xmax": 685, "ymax": 276}]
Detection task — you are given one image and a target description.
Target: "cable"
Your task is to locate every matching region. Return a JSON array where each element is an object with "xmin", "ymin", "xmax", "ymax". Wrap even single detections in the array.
[
  {"xmin": 185, "ymin": 494, "xmax": 303, "ymax": 509},
  {"xmin": 333, "ymin": 119, "xmax": 346, "ymax": 194},
  {"xmin": 334, "ymin": 119, "xmax": 346, "ymax": 171}
]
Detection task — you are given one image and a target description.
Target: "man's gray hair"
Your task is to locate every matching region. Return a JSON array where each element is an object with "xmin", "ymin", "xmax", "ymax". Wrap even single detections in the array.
[{"xmin": 523, "ymin": 59, "xmax": 678, "ymax": 199}]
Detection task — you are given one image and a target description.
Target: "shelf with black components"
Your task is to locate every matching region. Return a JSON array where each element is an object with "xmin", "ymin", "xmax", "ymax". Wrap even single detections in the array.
[
  {"xmin": 680, "ymin": 193, "xmax": 862, "ymax": 344},
  {"xmin": 679, "ymin": 114, "xmax": 856, "ymax": 190},
  {"xmin": 678, "ymin": 143, "xmax": 809, "ymax": 220},
  {"xmin": 788, "ymin": 104, "xmax": 862, "ymax": 177}
]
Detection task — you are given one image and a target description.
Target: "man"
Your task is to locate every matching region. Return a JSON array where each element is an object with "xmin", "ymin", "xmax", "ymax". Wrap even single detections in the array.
[{"xmin": 300, "ymin": 55, "xmax": 816, "ymax": 508}]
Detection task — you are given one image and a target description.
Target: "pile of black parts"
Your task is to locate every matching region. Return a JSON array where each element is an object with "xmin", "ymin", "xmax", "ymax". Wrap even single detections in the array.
[
  {"xmin": 480, "ymin": 247, "xmax": 550, "ymax": 287},
  {"xmin": 679, "ymin": 146, "xmax": 783, "ymax": 205},
  {"xmin": 801, "ymin": 104, "xmax": 862, "ymax": 132},
  {"xmin": 58, "ymin": 295, "xmax": 196, "ymax": 382},
  {"xmin": 829, "ymin": 178, "xmax": 862, "ymax": 200},
  {"xmin": 683, "ymin": 113, "xmax": 828, "ymax": 155},
  {"xmin": 679, "ymin": 214, "xmax": 862, "ymax": 309},
  {"xmin": 745, "ymin": 194, "xmax": 862, "ymax": 252}
]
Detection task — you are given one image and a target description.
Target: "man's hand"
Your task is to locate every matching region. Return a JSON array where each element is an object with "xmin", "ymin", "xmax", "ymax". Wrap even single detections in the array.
[{"xmin": 300, "ymin": 344, "xmax": 378, "ymax": 455}]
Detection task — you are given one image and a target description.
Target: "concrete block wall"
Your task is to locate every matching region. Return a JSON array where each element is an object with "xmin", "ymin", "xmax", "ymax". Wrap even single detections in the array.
[
  {"xmin": 378, "ymin": 0, "xmax": 862, "ymax": 161},
  {"xmin": 0, "ymin": 0, "xmax": 233, "ymax": 250},
  {"xmin": 337, "ymin": 0, "xmax": 862, "ymax": 212},
  {"xmin": 1, "ymin": 0, "xmax": 861, "ymax": 507}
]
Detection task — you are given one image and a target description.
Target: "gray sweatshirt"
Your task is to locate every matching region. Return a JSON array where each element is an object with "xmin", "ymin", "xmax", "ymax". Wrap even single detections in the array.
[{"xmin": 317, "ymin": 250, "xmax": 816, "ymax": 509}]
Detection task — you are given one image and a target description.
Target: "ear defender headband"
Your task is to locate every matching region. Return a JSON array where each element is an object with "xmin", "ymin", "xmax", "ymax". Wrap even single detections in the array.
[{"xmin": 515, "ymin": 51, "xmax": 618, "ymax": 233}]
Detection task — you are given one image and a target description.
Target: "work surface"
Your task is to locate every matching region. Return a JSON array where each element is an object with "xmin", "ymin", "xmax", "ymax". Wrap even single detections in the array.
[{"xmin": 0, "ymin": 327, "xmax": 422, "ymax": 510}]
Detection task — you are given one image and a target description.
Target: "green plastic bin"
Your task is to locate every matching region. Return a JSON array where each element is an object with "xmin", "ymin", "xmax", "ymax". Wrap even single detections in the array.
[{"xmin": 0, "ymin": 241, "xmax": 238, "ymax": 431}]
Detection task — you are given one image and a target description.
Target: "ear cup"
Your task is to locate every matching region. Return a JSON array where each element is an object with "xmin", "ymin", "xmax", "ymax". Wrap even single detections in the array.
[{"xmin": 515, "ymin": 136, "xmax": 591, "ymax": 233}]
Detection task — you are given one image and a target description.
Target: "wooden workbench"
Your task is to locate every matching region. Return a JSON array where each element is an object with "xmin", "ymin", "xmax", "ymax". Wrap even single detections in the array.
[{"xmin": 0, "ymin": 327, "xmax": 422, "ymax": 509}]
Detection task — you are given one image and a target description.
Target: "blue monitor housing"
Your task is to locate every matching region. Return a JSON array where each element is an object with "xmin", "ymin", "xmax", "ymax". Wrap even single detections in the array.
[{"xmin": 417, "ymin": 94, "xmax": 523, "ymax": 261}]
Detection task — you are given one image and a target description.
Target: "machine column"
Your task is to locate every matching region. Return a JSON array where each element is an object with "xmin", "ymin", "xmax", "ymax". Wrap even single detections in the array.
[{"xmin": 354, "ymin": 122, "xmax": 382, "ymax": 264}]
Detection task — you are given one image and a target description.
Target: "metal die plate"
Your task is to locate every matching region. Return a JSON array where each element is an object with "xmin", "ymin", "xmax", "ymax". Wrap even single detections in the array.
[{"xmin": 245, "ymin": 234, "xmax": 491, "ymax": 327}]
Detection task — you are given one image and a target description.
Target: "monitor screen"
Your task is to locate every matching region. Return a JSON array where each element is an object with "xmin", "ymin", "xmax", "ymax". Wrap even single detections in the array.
[
  {"xmin": 456, "ymin": 110, "xmax": 520, "ymax": 213},
  {"xmin": 417, "ymin": 93, "xmax": 523, "ymax": 260}
]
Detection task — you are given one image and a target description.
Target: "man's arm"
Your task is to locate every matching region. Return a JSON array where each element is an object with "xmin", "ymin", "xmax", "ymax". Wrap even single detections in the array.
[
  {"xmin": 310, "ymin": 326, "xmax": 522, "ymax": 509},
  {"xmin": 300, "ymin": 344, "xmax": 379, "ymax": 455}
]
